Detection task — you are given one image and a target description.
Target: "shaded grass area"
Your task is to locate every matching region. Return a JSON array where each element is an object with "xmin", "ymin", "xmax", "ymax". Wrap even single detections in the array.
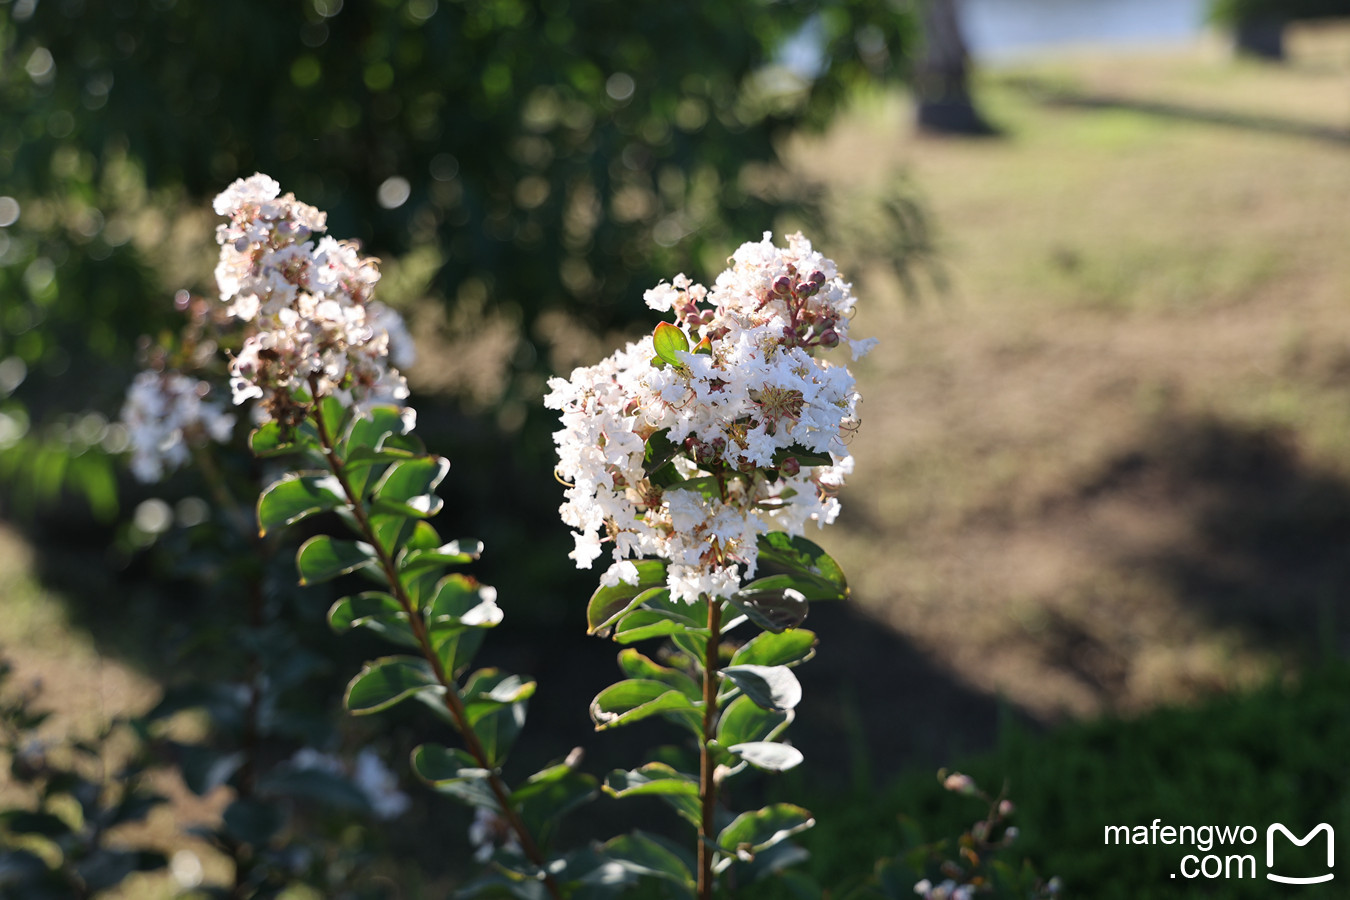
[{"xmin": 789, "ymin": 660, "xmax": 1350, "ymax": 898}]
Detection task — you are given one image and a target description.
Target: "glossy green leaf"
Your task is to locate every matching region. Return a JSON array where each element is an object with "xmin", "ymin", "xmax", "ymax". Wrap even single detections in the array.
[
  {"xmin": 730, "ymin": 630, "xmax": 816, "ymax": 668},
  {"xmin": 249, "ymin": 421, "xmax": 306, "ymax": 458},
  {"xmin": 328, "ymin": 592, "xmax": 417, "ymax": 647},
  {"xmin": 652, "ymin": 321, "xmax": 690, "ymax": 368},
  {"xmin": 410, "ymin": 743, "xmax": 498, "ymax": 808},
  {"xmin": 613, "ymin": 609, "xmax": 701, "ymax": 644},
  {"xmin": 511, "ymin": 759, "xmax": 598, "ymax": 840},
  {"xmin": 344, "ymin": 655, "xmax": 438, "ymax": 714},
  {"xmin": 433, "ymin": 626, "xmax": 485, "ymax": 679},
  {"xmin": 428, "ymin": 574, "xmax": 503, "ymax": 628},
  {"xmin": 728, "ymin": 586, "xmax": 808, "ymax": 634},
  {"xmin": 717, "ymin": 804, "xmax": 814, "ymax": 860},
  {"xmin": 257, "ymin": 473, "xmax": 344, "ymax": 536},
  {"xmin": 717, "ymin": 695, "xmax": 792, "ymax": 746},
  {"xmin": 720, "ymin": 665, "xmax": 802, "ymax": 711},
  {"xmin": 642, "ymin": 428, "xmax": 680, "ymax": 474},
  {"xmin": 617, "ymin": 649, "xmax": 700, "ymax": 701},
  {"xmin": 343, "ymin": 404, "xmax": 412, "ymax": 454},
  {"xmin": 753, "ymin": 533, "xmax": 847, "ymax": 599},
  {"xmin": 590, "ymin": 679, "xmax": 697, "ymax": 731},
  {"xmin": 601, "ymin": 831, "xmax": 696, "ymax": 888},
  {"xmin": 587, "ymin": 560, "xmax": 668, "ymax": 635},
  {"xmin": 401, "ymin": 538, "xmax": 484, "ymax": 574},
  {"xmin": 372, "ymin": 456, "xmax": 449, "ymax": 513},
  {"xmin": 771, "ymin": 443, "xmax": 834, "ymax": 469},
  {"xmin": 603, "ymin": 763, "xmax": 701, "ymax": 825},
  {"xmin": 296, "ymin": 536, "xmax": 378, "ymax": 585},
  {"xmin": 726, "ymin": 741, "xmax": 803, "ymax": 772},
  {"xmin": 463, "ymin": 669, "xmax": 537, "ymax": 723}
]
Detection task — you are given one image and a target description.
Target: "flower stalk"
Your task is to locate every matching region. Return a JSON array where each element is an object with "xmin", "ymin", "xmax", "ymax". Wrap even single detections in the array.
[{"xmin": 697, "ymin": 597, "xmax": 724, "ymax": 900}]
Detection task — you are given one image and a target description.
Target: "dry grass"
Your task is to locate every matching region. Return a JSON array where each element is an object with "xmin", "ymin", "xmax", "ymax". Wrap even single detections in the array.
[{"xmin": 791, "ymin": 22, "xmax": 1350, "ymax": 723}]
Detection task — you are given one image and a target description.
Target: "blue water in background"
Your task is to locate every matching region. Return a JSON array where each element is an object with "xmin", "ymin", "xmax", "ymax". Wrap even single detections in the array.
[{"xmin": 961, "ymin": 0, "xmax": 1210, "ymax": 59}]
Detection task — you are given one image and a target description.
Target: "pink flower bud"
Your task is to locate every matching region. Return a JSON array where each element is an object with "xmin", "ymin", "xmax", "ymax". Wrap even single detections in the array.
[
  {"xmin": 820, "ymin": 329, "xmax": 840, "ymax": 348},
  {"xmin": 772, "ymin": 276, "xmax": 792, "ymax": 295},
  {"xmin": 780, "ymin": 456, "xmax": 800, "ymax": 477}
]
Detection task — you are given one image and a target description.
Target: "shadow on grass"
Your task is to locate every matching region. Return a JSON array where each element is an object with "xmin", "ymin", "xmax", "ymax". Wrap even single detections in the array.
[{"xmin": 1005, "ymin": 74, "xmax": 1350, "ymax": 147}]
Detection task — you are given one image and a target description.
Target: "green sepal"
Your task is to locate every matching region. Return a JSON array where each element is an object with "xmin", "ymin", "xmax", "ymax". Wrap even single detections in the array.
[
  {"xmin": 344, "ymin": 655, "xmax": 438, "ymax": 715},
  {"xmin": 652, "ymin": 322, "xmax": 691, "ymax": 368},
  {"xmin": 720, "ymin": 665, "xmax": 802, "ymax": 711},
  {"xmin": 409, "ymin": 743, "xmax": 498, "ymax": 808},
  {"xmin": 587, "ymin": 561, "xmax": 668, "ymax": 635},
  {"xmin": 717, "ymin": 694, "xmax": 792, "ymax": 746},
  {"xmin": 603, "ymin": 763, "xmax": 701, "ymax": 826},
  {"xmin": 730, "ymin": 630, "xmax": 816, "ymax": 669},
  {"xmin": 617, "ymin": 649, "xmax": 700, "ymax": 701},
  {"xmin": 717, "ymin": 803, "xmax": 815, "ymax": 861},
  {"xmin": 590, "ymin": 679, "xmax": 697, "ymax": 732},
  {"xmin": 296, "ymin": 535, "xmax": 378, "ymax": 585},
  {"xmin": 328, "ymin": 592, "xmax": 417, "ymax": 648},
  {"xmin": 257, "ymin": 473, "xmax": 344, "ymax": 537}
]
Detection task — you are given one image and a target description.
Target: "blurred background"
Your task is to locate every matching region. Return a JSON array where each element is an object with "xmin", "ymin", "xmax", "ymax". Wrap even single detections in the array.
[{"xmin": 3, "ymin": 0, "xmax": 1350, "ymax": 896}]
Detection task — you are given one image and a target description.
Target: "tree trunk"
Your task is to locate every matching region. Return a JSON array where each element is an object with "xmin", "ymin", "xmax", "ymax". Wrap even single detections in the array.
[
  {"xmin": 1234, "ymin": 16, "xmax": 1287, "ymax": 60},
  {"xmin": 914, "ymin": 0, "xmax": 995, "ymax": 135}
]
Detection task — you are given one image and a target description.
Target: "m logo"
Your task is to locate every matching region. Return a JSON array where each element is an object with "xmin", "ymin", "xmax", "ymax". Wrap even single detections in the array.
[{"xmin": 1266, "ymin": 823, "xmax": 1334, "ymax": 885}]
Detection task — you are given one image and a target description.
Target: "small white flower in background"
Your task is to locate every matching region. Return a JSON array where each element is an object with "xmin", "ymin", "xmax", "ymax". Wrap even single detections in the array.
[
  {"xmin": 913, "ymin": 879, "xmax": 973, "ymax": 900},
  {"xmin": 210, "ymin": 173, "xmax": 415, "ymax": 425},
  {"xmin": 352, "ymin": 748, "xmax": 411, "ymax": 821},
  {"xmin": 468, "ymin": 806, "xmax": 522, "ymax": 862},
  {"xmin": 120, "ymin": 370, "xmax": 235, "ymax": 482},
  {"xmin": 289, "ymin": 747, "xmax": 410, "ymax": 821},
  {"xmin": 547, "ymin": 232, "xmax": 869, "ymax": 602},
  {"xmin": 943, "ymin": 772, "xmax": 976, "ymax": 795}
]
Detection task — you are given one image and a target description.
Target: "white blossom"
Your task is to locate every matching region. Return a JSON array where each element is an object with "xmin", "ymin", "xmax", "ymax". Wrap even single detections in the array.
[
  {"xmin": 120, "ymin": 370, "xmax": 235, "ymax": 482},
  {"xmin": 210, "ymin": 174, "xmax": 414, "ymax": 424},
  {"xmin": 547, "ymin": 232, "xmax": 869, "ymax": 602}
]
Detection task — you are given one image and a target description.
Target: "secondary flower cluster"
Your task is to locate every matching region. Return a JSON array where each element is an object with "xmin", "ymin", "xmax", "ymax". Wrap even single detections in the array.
[
  {"xmin": 121, "ymin": 370, "xmax": 235, "ymax": 483},
  {"xmin": 547, "ymin": 232, "xmax": 872, "ymax": 602},
  {"xmin": 213, "ymin": 174, "xmax": 415, "ymax": 426}
]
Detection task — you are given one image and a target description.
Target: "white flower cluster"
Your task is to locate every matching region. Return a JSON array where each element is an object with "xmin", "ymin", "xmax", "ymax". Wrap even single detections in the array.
[
  {"xmin": 289, "ymin": 747, "xmax": 411, "ymax": 821},
  {"xmin": 120, "ymin": 370, "xmax": 235, "ymax": 483},
  {"xmin": 546, "ymin": 232, "xmax": 872, "ymax": 603},
  {"xmin": 913, "ymin": 879, "xmax": 976, "ymax": 900},
  {"xmin": 212, "ymin": 174, "xmax": 415, "ymax": 424}
]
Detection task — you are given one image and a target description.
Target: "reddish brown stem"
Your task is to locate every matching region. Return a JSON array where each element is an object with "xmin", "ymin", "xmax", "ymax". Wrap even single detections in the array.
[
  {"xmin": 310, "ymin": 398, "xmax": 561, "ymax": 899},
  {"xmin": 697, "ymin": 598, "xmax": 724, "ymax": 900}
]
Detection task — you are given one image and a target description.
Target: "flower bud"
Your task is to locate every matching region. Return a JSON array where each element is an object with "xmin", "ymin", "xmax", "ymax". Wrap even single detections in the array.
[
  {"xmin": 772, "ymin": 275, "xmax": 792, "ymax": 295},
  {"xmin": 943, "ymin": 772, "xmax": 976, "ymax": 795},
  {"xmin": 820, "ymin": 329, "xmax": 840, "ymax": 348},
  {"xmin": 998, "ymin": 799, "xmax": 1014, "ymax": 817},
  {"xmin": 795, "ymin": 281, "xmax": 812, "ymax": 296},
  {"xmin": 780, "ymin": 456, "xmax": 800, "ymax": 477},
  {"xmin": 809, "ymin": 270, "xmax": 826, "ymax": 285}
]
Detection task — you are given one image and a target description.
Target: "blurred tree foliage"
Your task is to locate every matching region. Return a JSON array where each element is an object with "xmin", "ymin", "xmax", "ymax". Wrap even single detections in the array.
[{"xmin": 0, "ymin": 0, "xmax": 925, "ymax": 516}]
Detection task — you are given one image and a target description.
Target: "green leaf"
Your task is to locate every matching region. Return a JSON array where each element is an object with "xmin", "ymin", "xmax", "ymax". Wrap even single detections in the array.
[
  {"xmin": 401, "ymin": 538, "xmax": 484, "ymax": 574},
  {"xmin": 428, "ymin": 574, "xmax": 502, "ymax": 628},
  {"xmin": 296, "ymin": 536, "xmax": 378, "ymax": 585},
  {"xmin": 613, "ymin": 610, "xmax": 700, "ymax": 644},
  {"xmin": 256, "ymin": 473, "xmax": 344, "ymax": 536},
  {"xmin": 328, "ymin": 592, "xmax": 417, "ymax": 647},
  {"xmin": 587, "ymin": 560, "xmax": 668, "ymax": 635},
  {"xmin": 344, "ymin": 656, "xmax": 438, "ymax": 714},
  {"xmin": 726, "ymin": 741, "xmax": 803, "ymax": 772},
  {"xmin": 372, "ymin": 456, "xmax": 450, "ymax": 517},
  {"xmin": 728, "ymin": 586, "xmax": 808, "ymax": 634},
  {"xmin": 753, "ymin": 533, "xmax": 847, "ymax": 600},
  {"xmin": 718, "ymin": 804, "xmax": 815, "ymax": 860},
  {"xmin": 730, "ymin": 630, "xmax": 816, "ymax": 668},
  {"xmin": 771, "ymin": 443, "xmax": 834, "ymax": 469},
  {"xmin": 717, "ymin": 695, "xmax": 791, "ymax": 746},
  {"xmin": 720, "ymin": 665, "xmax": 802, "ymax": 711},
  {"xmin": 601, "ymin": 831, "xmax": 696, "ymax": 888},
  {"xmin": 433, "ymin": 627, "xmax": 486, "ymax": 679},
  {"xmin": 664, "ymin": 476, "xmax": 722, "ymax": 501},
  {"xmin": 511, "ymin": 759, "xmax": 598, "ymax": 840},
  {"xmin": 590, "ymin": 679, "xmax": 697, "ymax": 731},
  {"xmin": 642, "ymin": 428, "xmax": 680, "ymax": 474},
  {"xmin": 603, "ymin": 763, "xmax": 701, "ymax": 826},
  {"xmin": 409, "ymin": 744, "xmax": 498, "ymax": 808},
  {"xmin": 249, "ymin": 421, "xmax": 306, "ymax": 457},
  {"xmin": 462, "ymin": 669, "xmax": 533, "ymax": 765},
  {"xmin": 617, "ymin": 649, "xmax": 700, "ymax": 701},
  {"xmin": 258, "ymin": 767, "xmax": 371, "ymax": 811},
  {"xmin": 343, "ymin": 404, "xmax": 412, "ymax": 454},
  {"xmin": 652, "ymin": 321, "xmax": 691, "ymax": 368}
]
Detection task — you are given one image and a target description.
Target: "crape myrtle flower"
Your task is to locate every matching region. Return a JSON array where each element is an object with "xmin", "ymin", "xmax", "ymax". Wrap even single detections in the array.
[
  {"xmin": 211, "ymin": 174, "xmax": 415, "ymax": 427},
  {"xmin": 546, "ymin": 232, "xmax": 872, "ymax": 603},
  {"xmin": 120, "ymin": 370, "xmax": 235, "ymax": 483}
]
